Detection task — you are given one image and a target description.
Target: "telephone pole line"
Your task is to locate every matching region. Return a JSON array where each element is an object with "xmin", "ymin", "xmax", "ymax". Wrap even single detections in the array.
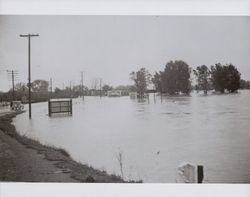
[{"xmin": 20, "ymin": 33, "xmax": 39, "ymax": 119}]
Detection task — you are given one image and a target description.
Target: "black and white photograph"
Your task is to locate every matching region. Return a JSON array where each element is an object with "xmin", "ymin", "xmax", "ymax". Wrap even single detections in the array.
[
  {"xmin": 0, "ymin": 1, "xmax": 250, "ymax": 196},
  {"xmin": 1, "ymin": 14, "xmax": 250, "ymax": 184}
]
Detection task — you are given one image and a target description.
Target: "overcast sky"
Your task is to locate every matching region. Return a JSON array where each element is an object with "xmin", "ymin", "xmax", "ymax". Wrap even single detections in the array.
[{"xmin": 0, "ymin": 15, "xmax": 250, "ymax": 91}]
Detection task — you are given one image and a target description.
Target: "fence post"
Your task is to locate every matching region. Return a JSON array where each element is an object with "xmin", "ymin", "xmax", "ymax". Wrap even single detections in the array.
[
  {"xmin": 197, "ymin": 165, "xmax": 204, "ymax": 183},
  {"xmin": 70, "ymin": 99, "xmax": 72, "ymax": 115},
  {"xmin": 48, "ymin": 100, "xmax": 51, "ymax": 117}
]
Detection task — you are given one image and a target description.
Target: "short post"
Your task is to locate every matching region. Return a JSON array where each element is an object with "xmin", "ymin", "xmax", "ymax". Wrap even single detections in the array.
[
  {"xmin": 70, "ymin": 99, "xmax": 72, "ymax": 115},
  {"xmin": 176, "ymin": 162, "xmax": 204, "ymax": 183},
  {"xmin": 48, "ymin": 100, "xmax": 51, "ymax": 117},
  {"xmin": 197, "ymin": 165, "xmax": 204, "ymax": 183}
]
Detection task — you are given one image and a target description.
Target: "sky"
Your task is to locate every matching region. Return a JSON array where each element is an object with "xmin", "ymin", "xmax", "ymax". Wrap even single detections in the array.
[{"xmin": 0, "ymin": 15, "xmax": 250, "ymax": 91}]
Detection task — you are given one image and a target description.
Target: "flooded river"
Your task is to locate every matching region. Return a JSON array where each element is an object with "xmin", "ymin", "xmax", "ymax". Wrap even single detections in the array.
[{"xmin": 13, "ymin": 90, "xmax": 250, "ymax": 183}]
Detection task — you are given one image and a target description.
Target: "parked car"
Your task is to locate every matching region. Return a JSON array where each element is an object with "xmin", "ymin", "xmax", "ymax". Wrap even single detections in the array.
[{"xmin": 10, "ymin": 101, "xmax": 24, "ymax": 111}]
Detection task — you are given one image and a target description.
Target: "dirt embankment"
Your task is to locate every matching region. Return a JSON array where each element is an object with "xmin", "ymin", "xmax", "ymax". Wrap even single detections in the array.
[{"xmin": 0, "ymin": 112, "xmax": 125, "ymax": 182}]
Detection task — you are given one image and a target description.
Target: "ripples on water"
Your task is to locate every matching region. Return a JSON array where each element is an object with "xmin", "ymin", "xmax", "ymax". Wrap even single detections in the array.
[{"xmin": 13, "ymin": 90, "xmax": 250, "ymax": 183}]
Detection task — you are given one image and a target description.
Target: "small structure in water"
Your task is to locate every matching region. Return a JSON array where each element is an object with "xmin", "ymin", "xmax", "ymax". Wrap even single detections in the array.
[
  {"xmin": 48, "ymin": 98, "xmax": 72, "ymax": 117},
  {"xmin": 107, "ymin": 90, "xmax": 122, "ymax": 97},
  {"xmin": 129, "ymin": 92, "xmax": 138, "ymax": 99}
]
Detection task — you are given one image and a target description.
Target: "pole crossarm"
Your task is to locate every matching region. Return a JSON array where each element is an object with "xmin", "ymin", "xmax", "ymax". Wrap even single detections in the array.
[{"xmin": 20, "ymin": 34, "xmax": 39, "ymax": 37}]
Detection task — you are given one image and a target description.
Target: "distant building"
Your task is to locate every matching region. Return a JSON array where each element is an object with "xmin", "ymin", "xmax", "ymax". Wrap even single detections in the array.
[
  {"xmin": 129, "ymin": 92, "xmax": 138, "ymax": 99},
  {"xmin": 107, "ymin": 90, "xmax": 122, "ymax": 97}
]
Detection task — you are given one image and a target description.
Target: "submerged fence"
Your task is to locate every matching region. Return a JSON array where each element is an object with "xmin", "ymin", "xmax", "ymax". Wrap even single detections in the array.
[{"xmin": 48, "ymin": 98, "xmax": 72, "ymax": 116}]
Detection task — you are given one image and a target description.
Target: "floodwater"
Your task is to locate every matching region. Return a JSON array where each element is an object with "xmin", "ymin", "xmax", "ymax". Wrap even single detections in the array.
[{"xmin": 13, "ymin": 90, "xmax": 250, "ymax": 183}]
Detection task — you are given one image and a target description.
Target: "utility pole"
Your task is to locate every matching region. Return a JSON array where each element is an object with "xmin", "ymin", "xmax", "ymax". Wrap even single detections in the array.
[
  {"xmin": 20, "ymin": 33, "xmax": 39, "ymax": 119},
  {"xmin": 70, "ymin": 81, "xmax": 72, "ymax": 98},
  {"xmin": 81, "ymin": 71, "xmax": 84, "ymax": 100},
  {"xmin": 7, "ymin": 70, "xmax": 18, "ymax": 101},
  {"xmin": 50, "ymin": 78, "xmax": 53, "ymax": 99},
  {"xmin": 99, "ymin": 78, "xmax": 102, "ymax": 98}
]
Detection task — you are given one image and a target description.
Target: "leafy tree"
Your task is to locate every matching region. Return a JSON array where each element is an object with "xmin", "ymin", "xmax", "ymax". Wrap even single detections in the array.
[
  {"xmin": 130, "ymin": 68, "xmax": 151, "ymax": 98},
  {"xmin": 152, "ymin": 72, "xmax": 163, "ymax": 92},
  {"xmin": 31, "ymin": 80, "xmax": 49, "ymax": 92},
  {"xmin": 210, "ymin": 63, "xmax": 226, "ymax": 93},
  {"xmin": 102, "ymin": 84, "xmax": 113, "ymax": 92},
  {"xmin": 161, "ymin": 60, "xmax": 191, "ymax": 95},
  {"xmin": 240, "ymin": 79, "xmax": 250, "ymax": 89},
  {"xmin": 225, "ymin": 64, "xmax": 241, "ymax": 92},
  {"xmin": 193, "ymin": 65, "xmax": 211, "ymax": 94},
  {"xmin": 211, "ymin": 63, "xmax": 241, "ymax": 93}
]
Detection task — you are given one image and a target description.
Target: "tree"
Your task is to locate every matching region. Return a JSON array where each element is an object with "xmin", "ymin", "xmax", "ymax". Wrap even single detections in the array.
[
  {"xmin": 102, "ymin": 84, "xmax": 113, "ymax": 92},
  {"xmin": 15, "ymin": 82, "xmax": 28, "ymax": 93},
  {"xmin": 31, "ymin": 80, "xmax": 49, "ymax": 92},
  {"xmin": 193, "ymin": 65, "xmax": 211, "ymax": 94},
  {"xmin": 152, "ymin": 72, "xmax": 163, "ymax": 92},
  {"xmin": 210, "ymin": 63, "xmax": 226, "ymax": 93},
  {"xmin": 225, "ymin": 64, "xmax": 241, "ymax": 92},
  {"xmin": 161, "ymin": 60, "xmax": 191, "ymax": 95},
  {"xmin": 240, "ymin": 79, "xmax": 250, "ymax": 89},
  {"xmin": 211, "ymin": 63, "xmax": 241, "ymax": 93},
  {"xmin": 130, "ymin": 68, "xmax": 151, "ymax": 98}
]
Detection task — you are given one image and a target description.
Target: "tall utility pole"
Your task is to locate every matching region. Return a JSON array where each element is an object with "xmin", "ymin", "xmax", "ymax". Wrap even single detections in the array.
[
  {"xmin": 7, "ymin": 70, "xmax": 18, "ymax": 101},
  {"xmin": 50, "ymin": 78, "xmax": 53, "ymax": 99},
  {"xmin": 20, "ymin": 34, "xmax": 39, "ymax": 119},
  {"xmin": 81, "ymin": 71, "xmax": 84, "ymax": 100},
  {"xmin": 99, "ymin": 78, "xmax": 102, "ymax": 98},
  {"xmin": 70, "ymin": 81, "xmax": 72, "ymax": 98}
]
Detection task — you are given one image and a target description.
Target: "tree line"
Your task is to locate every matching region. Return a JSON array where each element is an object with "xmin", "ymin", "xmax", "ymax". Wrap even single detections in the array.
[
  {"xmin": 0, "ymin": 79, "xmax": 135, "ymax": 102},
  {"xmin": 130, "ymin": 60, "xmax": 245, "ymax": 97},
  {"xmin": 0, "ymin": 60, "xmax": 248, "ymax": 102}
]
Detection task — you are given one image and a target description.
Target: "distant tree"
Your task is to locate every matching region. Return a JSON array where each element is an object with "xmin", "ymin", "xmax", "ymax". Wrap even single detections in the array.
[
  {"xmin": 102, "ymin": 84, "xmax": 113, "ymax": 92},
  {"xmin": 193, "ymin": 65, "xmax": 211, "ymax": 94},
  {"xmin": 152, "ymin": 72, "xmax": 162, "ymax": 92},
  {"xmin": 240, "ymin": 79, "xmax": 250, "ymax": 89},
  {"xmin": 71, "ymin": 85, "xmax": 81, "ymax": 96},
  {"xmin": 161, "ymin": 60, "xmax": 191, "ymax": 95},
  {"xmin": 210, "ymin": 63, "xmax": 226, "ymax": 93},
  {"xmin": 211, "ymin": 63, "xmax": 241, "ymax": 93},
  {"xmin": 31, "ymin": 80, "xmax": 49, "ymax": 92},
  {"xmin": 15, "ymin": 82, "xmax": 28, "ymax": 93},
  {"xmin": 54, "ymin": 87, "xmax": 61, "ymax": 94},
  {"xmin": 130, "ymin": 68, "xmax": 151, "ymax": 98},
  {"xmin": 115, "ymin": 85, "xmax": 136, "ymax": 92},
  {"xmin": 225, "ymin": 64, "xmax": 241, "ymax": 92}
]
